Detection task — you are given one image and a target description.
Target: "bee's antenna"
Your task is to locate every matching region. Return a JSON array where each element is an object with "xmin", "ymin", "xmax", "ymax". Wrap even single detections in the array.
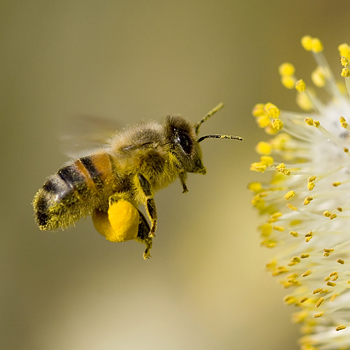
[
  {"xmin": 198, "ymin": 134, "xmax": 243, "ymax": 143},
  {"xmin": 195, "ymin": 103, "xmax": 225, "ymax": 135}
]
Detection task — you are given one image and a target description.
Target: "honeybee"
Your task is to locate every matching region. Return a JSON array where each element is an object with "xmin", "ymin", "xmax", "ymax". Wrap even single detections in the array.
[{"xmin": 33, "ymin": 103, "xmax": 243, "ymax": 259}]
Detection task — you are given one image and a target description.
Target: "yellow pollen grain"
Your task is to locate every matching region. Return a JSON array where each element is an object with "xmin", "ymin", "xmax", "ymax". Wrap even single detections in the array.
[
  {"xmin": 301, "ymin": 270, "xmax": 312, "ymax": 277},
  {"xmin": 336, "ymin": 325, "xmax": 346, "ymax": 331},
  {"xmin": 256, "ymin": 141, "xmax": 272, "ymax": 155},
  {"xmin": 338, "ymin": 43, "xmax": 350, "ymax": 59},
  {"xmin": 284, "ymin": 190, "xmax": 295, "ymax": 200},
  {"xmin": 341, "ymin": 68, "xmax": 350, "ymax": 77},
  {"xmin": 333, "ymin": 181, "xmax": 341, "ymax": 187},
  {"xmin": 337, "ymin": 259, "xmax": 345, "ymax": 264},
  {"xmin": 300, "ymin": 253, "xmax": 309, "ymax": 259},
  {"xmin": 341, "ymin": 56, "xmax": 350, "ymax": 67},
  {"xmin": 307, "ymin": 182, "xmax": 315, "ymax": 191},
  {"xmin": 305, "ymin": 118, "xmax": 314, "ymax": 126},
  {"xmin": 281, "ymin": 76, "xmax": 296, "ymax": 89},
  {"xmin": 301, "ymin": 35, "xmax": 313, "ymax": 51},
  {"xmin": 296, "ymin": 79, "xmax": 306, "ymax": 92},
  {"xmin": 272, "ymin": 118, "xmax": 283, "ymax": 130},
  {"xmin": 304, "ymin": 196, "xmax": 313, "ymax": 205},
  {"xmin": 287, "ymin": 204, "xmax": 298, "ymax": 211},
  {"xmin": 314, "ymin": 312, "xmax": 324, "ymax": 318},
  {"xmin": 340, "ymin": 116, "xmax": 348, "ymax": 128},
  {"xmin": 315, "ymin": 297, "xmax": 324, "ymax": 308}
]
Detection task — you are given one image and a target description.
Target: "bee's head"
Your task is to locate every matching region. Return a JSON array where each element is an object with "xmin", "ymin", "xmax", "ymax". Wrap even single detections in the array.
[{"xmin": 165, "ymin": 103, "xmax": 243, "ymax": 174}]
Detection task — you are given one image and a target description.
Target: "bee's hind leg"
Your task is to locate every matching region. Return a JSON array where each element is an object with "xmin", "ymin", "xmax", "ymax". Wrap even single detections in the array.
[
  {"xmin": 137, "ymin": 174, "xmax": 157, "ymax": 238},
  {"xmin": 135, "ymin": 210, "xmax": 153, "ymax": 260}
]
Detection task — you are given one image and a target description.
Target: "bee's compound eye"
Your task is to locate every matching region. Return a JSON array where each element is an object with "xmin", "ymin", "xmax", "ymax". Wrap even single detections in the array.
[{"xmin": 176, "ymin": 131, "xmax": 192, "ymax": 154}]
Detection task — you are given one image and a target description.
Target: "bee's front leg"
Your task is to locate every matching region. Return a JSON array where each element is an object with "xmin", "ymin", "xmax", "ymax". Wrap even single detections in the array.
[
  {"xmin": 179, "ymin": 170, "xmax": 188, "ymax": 193},
  {"xmin": 137, "ymin": 174, "xmax": 157, "ymax": 238}
]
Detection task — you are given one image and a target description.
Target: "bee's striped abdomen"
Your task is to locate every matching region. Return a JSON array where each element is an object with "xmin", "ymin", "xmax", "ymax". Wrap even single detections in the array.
[{"xmin": 33, "ymin": 152, "xmax": 117, "ymax": 231}]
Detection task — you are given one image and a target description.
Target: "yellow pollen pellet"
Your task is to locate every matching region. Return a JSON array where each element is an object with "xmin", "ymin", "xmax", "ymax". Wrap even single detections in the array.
[
  {"xmin": 301, "ymin": 35, "xmax": 313, "ymax": 51},
  {"xmin": 341, "ymin": 68, "xmax": 350, "ymax": 77},
  {"xmin": 256, "ymin": 141, "xmax": 272, "ymax": 155},
  {"xmin": 336, "ymin": 325, "xmax": 346, "ymax": 331},
  {"xmin": 315, "ymin": 297, "xmax": 324, "ymax": 308},
  {"xmin": 333, "ymin": 182, "xmax": 341, "ymax": 187},
  {"xmin": 314, "ymin": 312, "xmax": 324, "ymax": 318},
  {"xmin": 311, "ymin": 38, "xmax": 323, "ymax": 53},
  {"xmin": 305, "ymin": 118, "xmax": 314, "ymax": 126},
  {"xmin": 304, "ymin": 196, "xmax": 313, "ymax": 205},
  {"xmin": 338, "ymin": 43, "xmax": 350, "ymax": 59},
  {"xmin": 290, "ymin": 231, "xmax": 298, "ymax": 237},
  {"xmin": 301, "ymin": 270, "xmax": 312, "ymax": 277},
  {"xmin": 341, "ymin": 56, "xmax": 350, "ymax": 67},
  {"xmin": 287, "ymin": 204, "xmax": 298, "ymax": 211},
  {"xmin": 281, "ymin": 76, "xmax": 295, "ymax": 89},
  {"xmin": 337, "ymin": 259, "xmax": 345, "ymax": 264},
  {"xmin": 307, "ymin": 182, "xmax": 315, "ymax": 191},
  {"xmin": 300, "ymin": 254, "xmax": 309, "ymax": 259},
  {"xmin": 327, "ymin": 282, "xmax": 336, "ymax": 287},
  {"xmin": 284, "ymin": 191, "xmax": 295, "ymax": 200},
  {"xmin": 295, "ymin": 79, "xmax": 306, "ymax": 92}
]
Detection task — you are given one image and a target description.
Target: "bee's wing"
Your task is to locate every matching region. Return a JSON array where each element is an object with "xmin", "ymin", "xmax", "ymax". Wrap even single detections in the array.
[{"xmin": 60, "ymin": 115, "xmax": 122, "ymax": 158}]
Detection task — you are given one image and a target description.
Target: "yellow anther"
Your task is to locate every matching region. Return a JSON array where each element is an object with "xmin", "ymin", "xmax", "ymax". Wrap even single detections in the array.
[
  {"xmin": 273, "ymin": 225, "xmax": 284, "ymax": 232},
  {"xmin": 305, "ymin": 236, "xmax": 313, "ymax": 243},
  {"xmin": 248, "ymin": 182, "xmax": 262, "ymax": 192},
  {"xmin": 283, "ymin": 295, "xmax": 296, "ymax": 305},
  {"xmin": 311, "ymin": 38, "xmax": 323, "ymax": 53},
  {"xmin": 257, "ymin": 115, "xmax": 271, "ymax": 128},
  {"xmin": 337, "ymin": 259, "xmax": 345, "ymax": 264},
  {"xmin": 290, "ymin": 219, "xmax": 301, "ymax": 226},
  {"xmin": 341, "ymin": 68, "xmax": 350, "ymax": 77},
  {"xmin": 259, "ymin": 223, "xmax": 272, "ymax": 236},
  {"xmin": 340, "ymin": 116, "xmax": 348, "ymax": 128},
  {"xmin": 279, "ymin": 62, "xmax": 295, "ymax": 76},
  {"xmin": 287, "ymin": 204, "xmax": 298, "ymax": 211},
  {"xmin": 315, "ymin": 297, "xmax": 324, "ymax": 308},
  {"xmin": 338, "ymin": 43, "xmax": 350, "ymax": 59},
  {"xmin": 324, "ymin": 248, "xmax": 334, "ymax": 254},
  {"xmin": 344, "ymin": 147, "xmax": 349, "ymax": 153},
  {"xmin": 341, "ymin": 56, "xmax": 350, "ymax": 67},
  {"xmin": 300, "ymin": 253, "xmax": 309, "ymax": 259},
  {"xmin": 296, "ymin": 92, "xmax": 313, "ymax": 111},
  {"xmin": 327, "ymin": 282, "xmax": 336, "ymax": 287},
  {"xmin": 265, "ymin": 103, "xmax": 280, "ymax": 118},
  {"xmin": 305, "ymin": 231, "xmax": 313, "ymax": 238},
  {"xmin": 255, "ymin": 141, "xmax": 272, "ymax": 155},
  {"xmin": 307, "ymin": 182, "xmax": 315, "ymax": 191},
  {"xmin": 330, "ymin": 294, "xmax": 338, "ymax": 301},
  {"xmin": 295, "ymin": 79, "xmax": 306, "ymax": 92},
  {"xmin": 308, "ymin": 176, "xmax": 316, "ymax": 182},
  {"xmin": 314, "ymin": 312, "xmax": 324, "ymax": 318},
  {"xmin": 250, "ymin": 162, "xmax": 267, "ymax": 173},
  {"xmin": 330, "ymin": 214, "xmax": 337, "ymax": 220},
  {"xmin": 271, "ymin": 212, "xmax": 282, "ymax": 219},
  {"xmin": 265, "ymin": 125, "xmax": 280, "ymax": 135},
  {"xmin": 252, "ymin": 103, "xmax": 265, "ymax": 117},
  {"xmin": 305, "ymin": 117, "xmax": 314, "ymax": 126},
  {"xmin": 313, "ymin": 120, "xmax": 320, "ymax": 128},
  {"xmin": 281, "ymin": 76, "xmax": 296, "ymax": 89},
  {"xmin": 301, "ymin": 35, "xmax": 313, "ymax": 51},
  {"xmin": 284, "ymin": 190, "xmax": 295, "ymax": 200},
  {"xmin": 271, "ymin": 118, "xmax": 283, "ymax": 130},
  {"xmin": 290, "ymin": 256, "xmax": 301, "ymax": 263},
  {"xmin": 337, "ymin": 207, "xmax": 343, "ymax": 212},
  {"xmin": 311, "ymin": 67, "xmax": 326, "ymax": 87},
  {"xmin": 323, "ymin": 211, "xmax": 331, "ymax": 217},
  {"xmin": 313, "ymin": 288, "xmax": 322, "ymax": 294},
  {"xmin": 304, "ymin": 196, "xmax": 313, "ymax": 205},
  {"xmin": 290, "ymin": 231, "xmax": 298, "ymax": 237},
  {"xmin": 336, "ymin": 325, "xmax": 346, "ymax": 331},
  {"xmin": 332, "ymin": 181, "xmax": 341, "ymax": 187},
  {"xmin": 301, "ymin": 270, "xmax": 312, "ymax": 277},
  {"xmin": 260, "ymin": 156, "xmax": 274, "ymax": 166}
]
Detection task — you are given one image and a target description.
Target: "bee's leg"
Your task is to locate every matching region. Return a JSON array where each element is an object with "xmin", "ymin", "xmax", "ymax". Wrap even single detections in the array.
[
  {"xmin": 179, "ymin": 170, "xmax": 188, "ymax": 193},
  {"xmin": 137, "ymin": 174, "xmax": 157, "ymax": 238},
  {"xmin": 135, "ymin": 210, "xmax": 153, "ymax": 259}
]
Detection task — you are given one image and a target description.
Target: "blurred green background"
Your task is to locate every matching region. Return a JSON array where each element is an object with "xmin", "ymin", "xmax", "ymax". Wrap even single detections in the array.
[{"xmin": 1, "ymin": 1, "xmax": 349, "ymax": 349}]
